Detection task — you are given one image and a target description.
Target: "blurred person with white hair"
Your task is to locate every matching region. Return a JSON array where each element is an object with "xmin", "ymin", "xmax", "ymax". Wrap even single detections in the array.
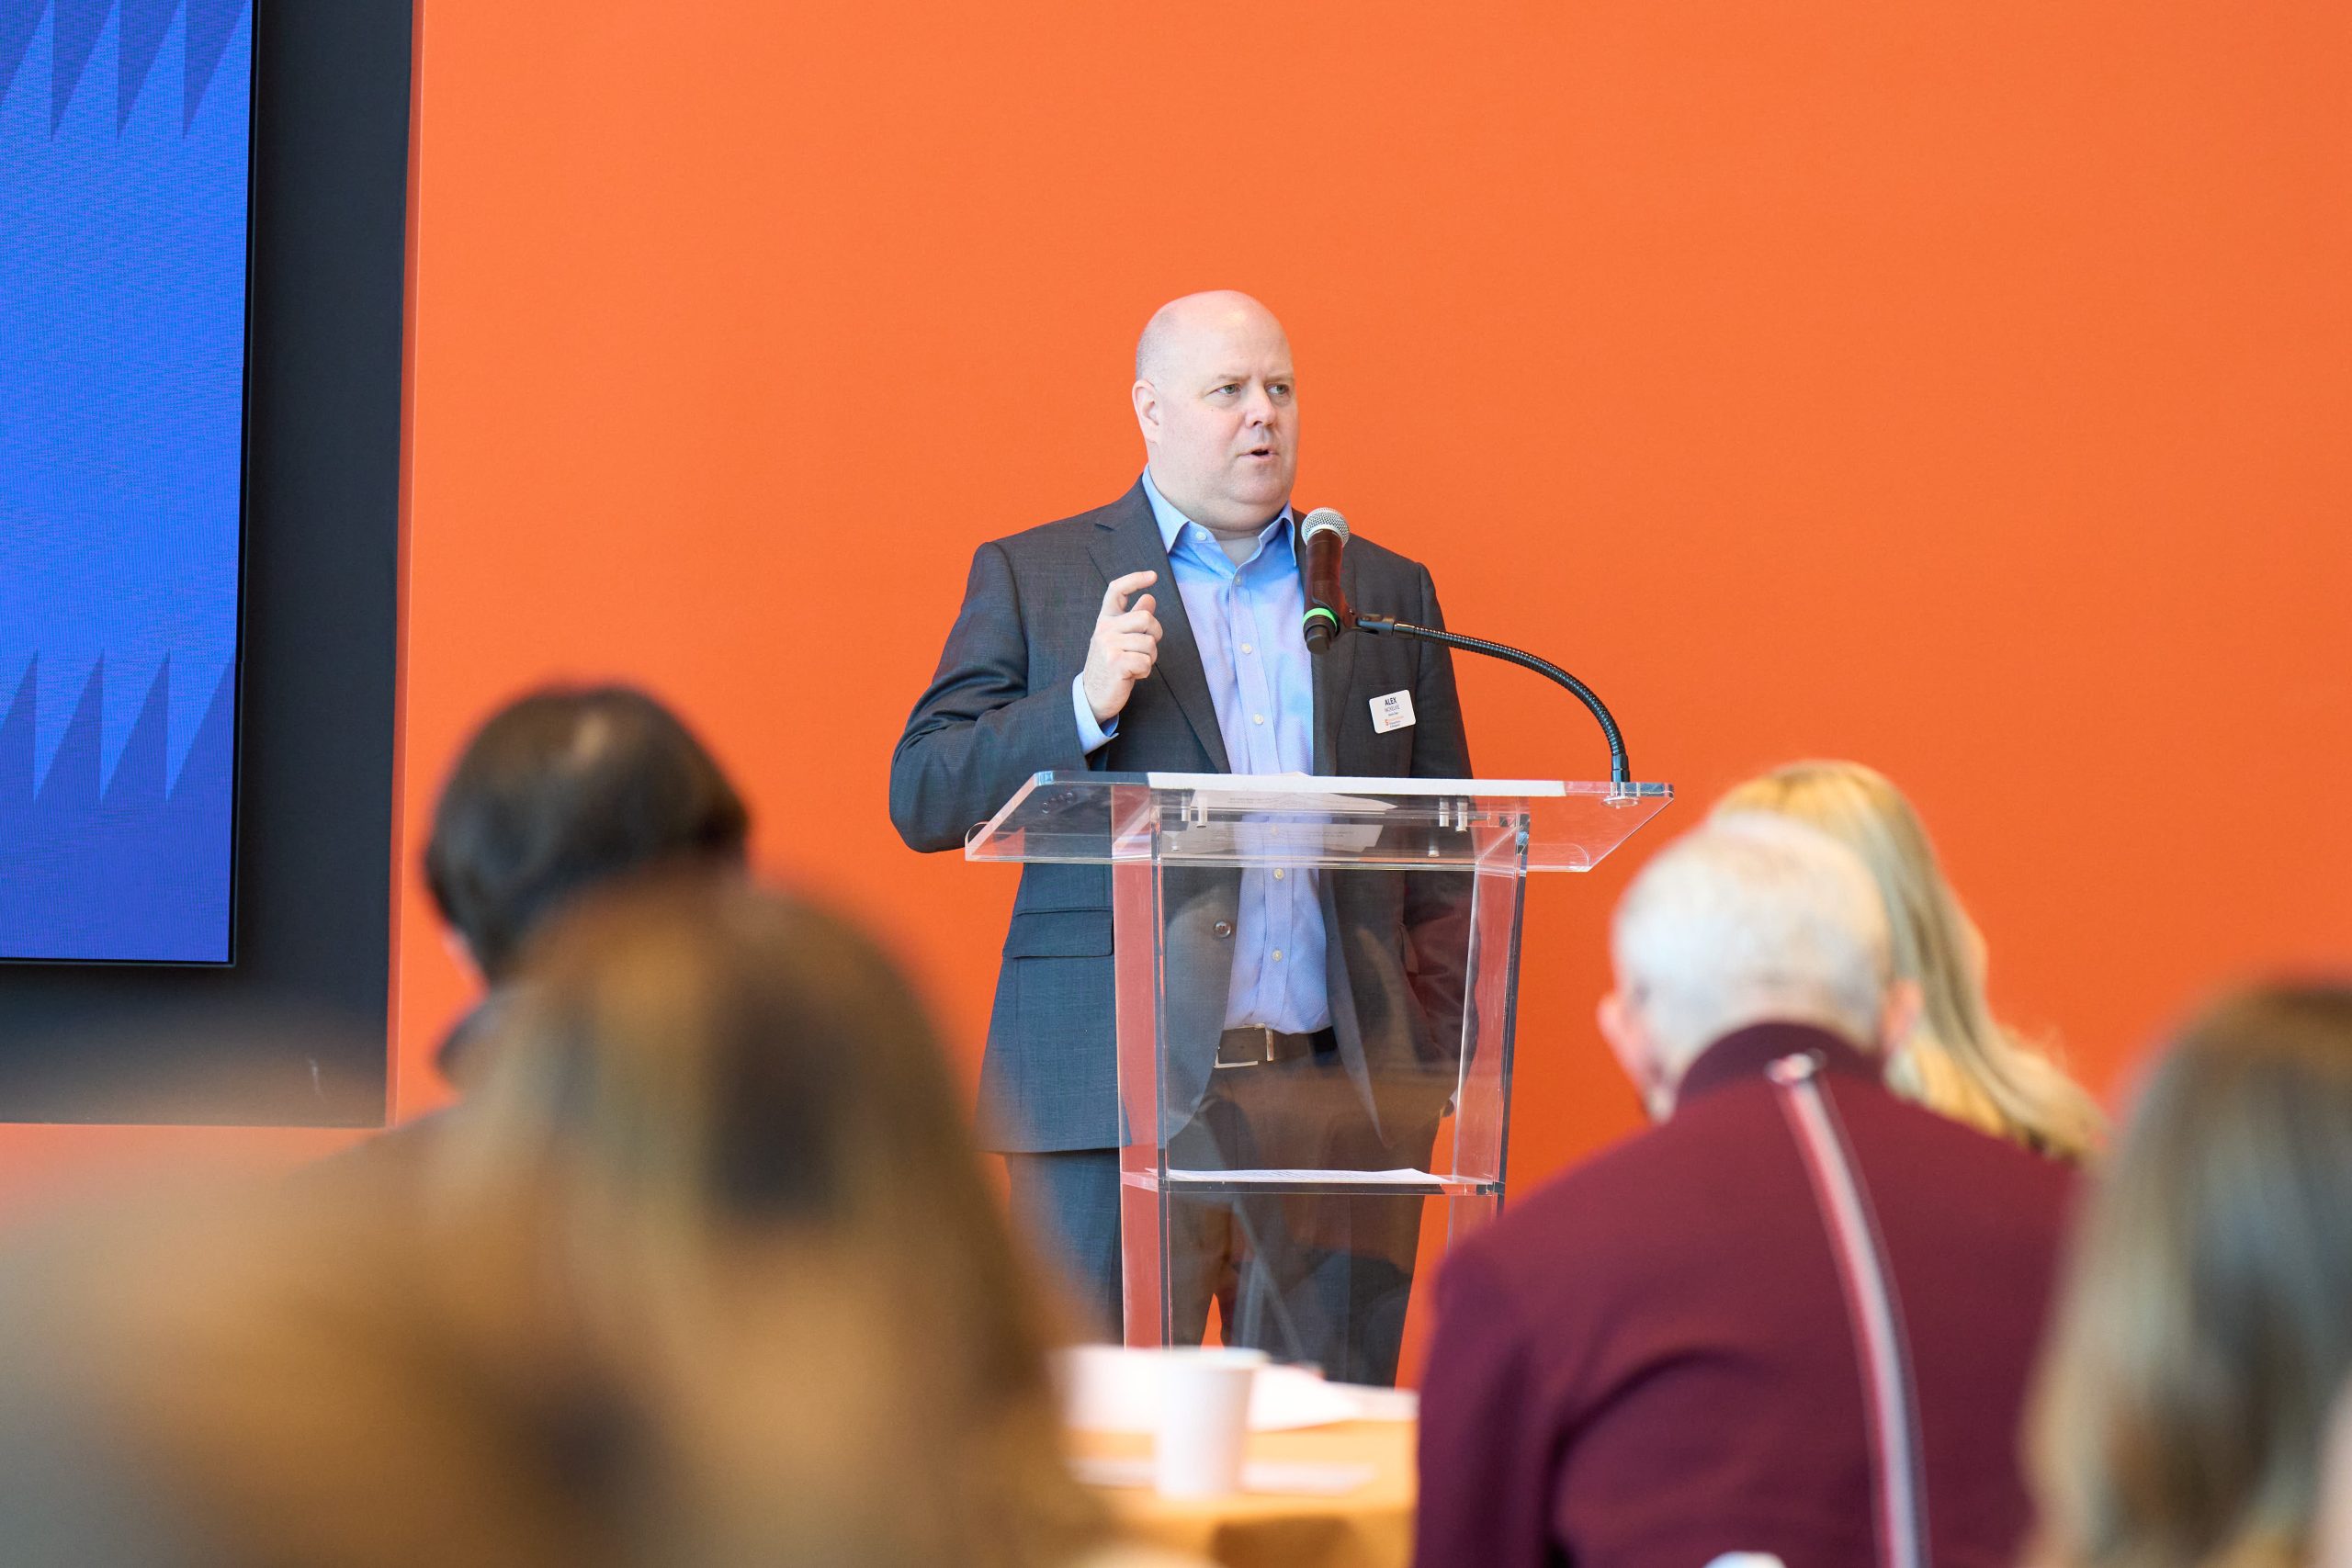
[{"xmin": 1415, "ymin": 814, "xmax": 2078, "ymax": 1568}]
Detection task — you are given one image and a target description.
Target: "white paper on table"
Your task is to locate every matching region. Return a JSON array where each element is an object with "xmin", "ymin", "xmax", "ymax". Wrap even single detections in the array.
[
  {"xmin": 1340, "ymin": 1384, "xmax": 1419, "ymax": 1422},
  {"xmin": 1069, "ymin": 1455, "xmax": 1378, "ymax": 1496},
  {"xmin": 1161, "ymin": 1168, "xmax": 1438, "ymax": 1186},
  {"xmin": 1057, "ymin": 1345, "xmax": 1383, "ymax": 1434}
]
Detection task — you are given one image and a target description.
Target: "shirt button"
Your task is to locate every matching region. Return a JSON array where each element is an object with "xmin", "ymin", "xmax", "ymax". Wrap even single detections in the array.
[
  {"xmin": 1252, "ymin": 713, "xmax": 1264, "ymax": 725},
  {"xmin": 1240, "ymin": 643, "xmax": 1253, "ymax": 655},
  {"xmin": 1272, "ymin": 869, "xmax": 1285, "ymax": 881},
  {"xmin": 1272, "ymin": 949, "xmax": 1284, "ymax": 962},
  {"xmin": 1213, "ymin": 920, "xmax": 1234, "ymax": 939}
]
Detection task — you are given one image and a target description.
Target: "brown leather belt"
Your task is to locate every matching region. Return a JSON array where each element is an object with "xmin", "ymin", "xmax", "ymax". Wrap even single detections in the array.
[{"xmin": 1215, "ymin": 1025, "xmax": 1336, "ymax": 1070}]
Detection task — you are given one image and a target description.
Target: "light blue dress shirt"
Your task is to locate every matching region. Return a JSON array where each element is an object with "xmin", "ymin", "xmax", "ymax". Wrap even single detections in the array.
[{"xmin": 1070, "ymin": 471, "xmax": 1329, "ymax": 1032}]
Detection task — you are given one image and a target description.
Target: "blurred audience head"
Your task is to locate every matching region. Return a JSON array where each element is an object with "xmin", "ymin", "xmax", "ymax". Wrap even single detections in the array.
[
  {"xmin": 2029, "ymin": 984, "xmax": 2352, "ymax": 1568},
  {"xmin": 1600, "ymin": 812, "xmax": 1912, "ymax": 1118},
  {"xmin": 433, "ymin": 876, "xmax": 1102, "ymax": 1566},
  {"xmin": 2318, "ymin": 1380, "xmax": 2352, "ymax": 1568},
  {"xmin": 1715, "ymin": 760, "xmax": 2103, "ymax": 1158},
  {"xmin": 424, "ymin": 684, "xmax": 749, "ymax": 985},
  {"xmin": 9, "ymin": 879, "xmax": 1104, "ymax": 1568}
]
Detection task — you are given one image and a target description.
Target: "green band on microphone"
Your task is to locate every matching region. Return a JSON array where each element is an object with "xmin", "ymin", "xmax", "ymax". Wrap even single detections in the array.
[{"xmin": 1304, "ymin": 606, "xmax": 1340, "ymax": 633}]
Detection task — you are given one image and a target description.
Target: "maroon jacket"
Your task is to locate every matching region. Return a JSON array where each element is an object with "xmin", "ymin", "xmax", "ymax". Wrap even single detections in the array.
[{"xmin": 1415, "ymin": 1021, "xmax": 2075, "ymax": 1568}]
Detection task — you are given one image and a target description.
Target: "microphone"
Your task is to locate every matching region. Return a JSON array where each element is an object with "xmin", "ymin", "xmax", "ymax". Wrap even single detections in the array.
[{"xmin": 1299, "ymin": 507, "xmax": 1350, "ymax": 653}]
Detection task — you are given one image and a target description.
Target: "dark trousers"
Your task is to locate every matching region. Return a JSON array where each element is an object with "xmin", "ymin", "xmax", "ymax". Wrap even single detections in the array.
[{"xmin": 1004, "ymin": 1053, "xmax": 1433, "ymax": 1387}]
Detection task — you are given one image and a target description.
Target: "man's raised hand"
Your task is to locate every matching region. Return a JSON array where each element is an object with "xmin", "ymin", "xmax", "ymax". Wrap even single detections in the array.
[{"xmin": 1081, "ymin": 570, "xmax": 1163, "ymax": 726}]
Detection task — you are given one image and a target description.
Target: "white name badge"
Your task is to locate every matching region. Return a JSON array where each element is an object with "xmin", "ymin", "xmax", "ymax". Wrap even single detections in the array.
[{"xmin": 1369, "ymin": 690, "xmax": 1417, "ymax": 734}]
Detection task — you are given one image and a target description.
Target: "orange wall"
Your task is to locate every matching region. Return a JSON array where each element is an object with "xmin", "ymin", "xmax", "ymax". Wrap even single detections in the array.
[{"xmin": 394, "ymin": 0, "xmax": 2352, "ymax": 1218}]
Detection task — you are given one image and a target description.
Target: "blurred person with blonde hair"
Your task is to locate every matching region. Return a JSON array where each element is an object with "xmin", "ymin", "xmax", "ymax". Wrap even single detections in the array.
[
  {"xmin": 2029, "ymin": 984, "xmax": 2352, "ymax": 1568},
  {"xmin": 0, "ymin": 880, "xmax": 1182, "ymax": 1568},
  {"xmin": 1716, "ymin": 759, "xmax": 2104, "ymax": 1159}
]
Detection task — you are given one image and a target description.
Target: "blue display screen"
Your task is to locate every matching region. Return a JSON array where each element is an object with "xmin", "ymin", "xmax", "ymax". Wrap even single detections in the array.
[{"xmin": 1, "ymin": 0, "xmax": 253, "ymax": 962}]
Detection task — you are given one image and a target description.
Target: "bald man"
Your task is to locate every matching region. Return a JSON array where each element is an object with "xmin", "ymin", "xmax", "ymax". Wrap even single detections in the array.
[{"xmin": 890, "ymin": 293, "xmax": 1472, "ymax": 1382}]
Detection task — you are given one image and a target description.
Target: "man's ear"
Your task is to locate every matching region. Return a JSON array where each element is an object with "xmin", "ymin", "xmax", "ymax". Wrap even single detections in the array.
[
  {"xmin": 1131, "ymin": 378, "xmax": 1161, "ymax": 441},
  {"xmin": 1597, "ymin": 991, "xmax": 1639, "ymax": 1076},
  {"xmin": 1598, "ymin": 991, "xmax": 1668, "ymax": 1121},
  {"xmin": 1878, "ymin": 978, "xmax": 1924, "ymax": 1055}
]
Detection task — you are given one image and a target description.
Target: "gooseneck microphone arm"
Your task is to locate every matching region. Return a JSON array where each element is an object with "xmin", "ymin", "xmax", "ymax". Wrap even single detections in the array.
[{"xmin": 1353, "ymin": 613, "xmax": 1632, "ymax": 785}]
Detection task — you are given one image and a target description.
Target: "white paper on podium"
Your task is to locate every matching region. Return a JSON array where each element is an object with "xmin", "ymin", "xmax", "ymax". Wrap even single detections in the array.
[
  {"xmin": 1144, "ymin": 773, "xmax": 1399, "ymax": 817},
  {"xmin": 1143, "ymin": 772, "xmax": 1568, "ymax": 799},
  {"xmin": 1055, "ymin": 1345, "xmax": 1414, "ymax": 1434},
  {"xmin": 1160, "ymin": 821, "xmax": 1390, "ymax": 855}
]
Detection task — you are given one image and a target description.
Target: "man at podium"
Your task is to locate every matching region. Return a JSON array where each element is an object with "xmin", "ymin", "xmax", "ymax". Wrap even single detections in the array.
[{"xmin": 890, "ymin": 291, "xmax": 1472, "ymax": 1384}]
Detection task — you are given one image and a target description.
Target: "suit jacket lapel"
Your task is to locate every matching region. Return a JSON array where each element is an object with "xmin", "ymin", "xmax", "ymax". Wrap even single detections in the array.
[
  {"xmin": 1088, "ymin": 483, "xmax": 1231, "ymax": 773},
  {"xmin": 1311, "ymin": 529, "xmax": 1360, "ymax": 776}
]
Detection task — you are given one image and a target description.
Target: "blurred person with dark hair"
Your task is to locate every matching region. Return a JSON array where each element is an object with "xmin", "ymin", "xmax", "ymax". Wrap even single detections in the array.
[
  {"xmin": 420, "ymin": 683, "xmax": 750, "ymax": 1089},
  {"xmin": 0, "ymin": 881, "xmax": 1182, "ymax": 1568},
  {"xmin": 2029, "ymin": 985, "xmax": 2352, "ymax": 1568},
  {"xmin": 1416, "ymin": 814, "xmax": 2077, "ymax": 1568}
]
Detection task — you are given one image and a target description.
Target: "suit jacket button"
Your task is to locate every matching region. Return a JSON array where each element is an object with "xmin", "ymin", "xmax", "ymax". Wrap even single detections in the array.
[{"xmin": 1212, "ymin": 920, "xmax": 1234, "ymax": 939}]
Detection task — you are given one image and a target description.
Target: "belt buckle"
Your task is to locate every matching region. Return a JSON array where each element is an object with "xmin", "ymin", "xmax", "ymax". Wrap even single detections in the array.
[{"xmin": 1216, "ymin": 1025, "xmax": 1276, "ymax": 1070}]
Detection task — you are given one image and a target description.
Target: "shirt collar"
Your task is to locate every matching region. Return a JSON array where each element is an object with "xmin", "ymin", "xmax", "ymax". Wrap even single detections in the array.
[
  {"xmin": 1672, "ymin": 1020, "xmax": 1882, "ymax": 1109},
  {"xmin": 1140, "ymin": 468, "xmax": 1294, "ymax": 563}
]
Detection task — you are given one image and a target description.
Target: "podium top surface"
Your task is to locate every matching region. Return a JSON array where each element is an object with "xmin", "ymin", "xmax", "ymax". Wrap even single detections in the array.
[{"xmin": 965, "ymin": 773, "xmax": 1674, "ymax": 873}]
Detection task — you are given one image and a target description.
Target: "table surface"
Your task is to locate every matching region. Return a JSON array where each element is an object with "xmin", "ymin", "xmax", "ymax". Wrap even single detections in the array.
[{"xmin": 1073, "ymin": 1418, "xmax": 1417, "ymax": 1568}]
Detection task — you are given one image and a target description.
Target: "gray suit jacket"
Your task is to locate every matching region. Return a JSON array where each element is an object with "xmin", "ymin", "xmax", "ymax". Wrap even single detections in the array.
[{"xmin": 890, "ymin": 482, "xmax": 1474, "ymax": 1153}]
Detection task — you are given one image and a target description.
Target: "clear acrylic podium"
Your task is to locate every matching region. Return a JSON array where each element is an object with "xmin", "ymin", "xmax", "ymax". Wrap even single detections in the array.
[{"xmin": 968, "ymin": 771, "xmax": 1672, "ymax": 1383}]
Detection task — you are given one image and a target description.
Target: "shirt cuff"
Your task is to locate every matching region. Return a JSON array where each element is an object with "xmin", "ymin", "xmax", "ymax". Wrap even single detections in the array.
[{"xmin": 1072, "ymin": 675, "xmax": 1116, "ymax": 753}]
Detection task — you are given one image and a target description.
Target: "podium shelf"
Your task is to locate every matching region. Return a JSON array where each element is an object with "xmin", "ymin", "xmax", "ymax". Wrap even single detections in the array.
[{"xmin": 1125, "ymin": 1168, "xmax": 1504, "ymax": 1200}]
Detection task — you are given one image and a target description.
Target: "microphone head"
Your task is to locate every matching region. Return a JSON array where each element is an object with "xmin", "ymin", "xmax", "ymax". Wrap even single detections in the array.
[{"xmin": 1300, "ymin": 506, "xmax": 1350, "ymax": 543}]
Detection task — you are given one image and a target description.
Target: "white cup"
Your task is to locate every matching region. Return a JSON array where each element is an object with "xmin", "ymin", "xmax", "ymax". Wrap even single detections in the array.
[{"xmin": 1154, "ymin": 1348, "xmax": 1268, "ymax": 1498}]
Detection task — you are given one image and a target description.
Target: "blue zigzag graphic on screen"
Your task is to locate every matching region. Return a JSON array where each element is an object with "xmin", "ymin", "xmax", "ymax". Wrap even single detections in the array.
[
  {"xmin": 0, "ymin": 653, "xmax": 236, "ymax": 961},
  {"xmin": 0, "ymin": 0, "xmax": 247, "ymax": 132}
]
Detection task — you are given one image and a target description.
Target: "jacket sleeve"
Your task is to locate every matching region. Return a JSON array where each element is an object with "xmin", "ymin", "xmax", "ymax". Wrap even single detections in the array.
[
  {"xmin": 888, "ymin": 541, "xmax": 1091, "ymax": 853},
  {"xmin": 1406, "ymin": 564, "xmax": 1474, "ymax": 784},
  {"xmin": 1402, "ymin": 564, "xmax": 1475, "ymax": 1049},
  {"xmin": 1415, "ymin": 1243, "xmax": 1565, "ymax": 1568}
]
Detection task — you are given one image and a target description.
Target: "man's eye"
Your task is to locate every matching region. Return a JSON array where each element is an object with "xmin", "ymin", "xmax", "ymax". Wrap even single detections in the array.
[
  {"xmin": 1271, "ymin": 384, "xmax": 1293, "ymax": 399},
  {"xmin": 1213, "ymin": 384, "xmax": 1239, "ymax": 396}
]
